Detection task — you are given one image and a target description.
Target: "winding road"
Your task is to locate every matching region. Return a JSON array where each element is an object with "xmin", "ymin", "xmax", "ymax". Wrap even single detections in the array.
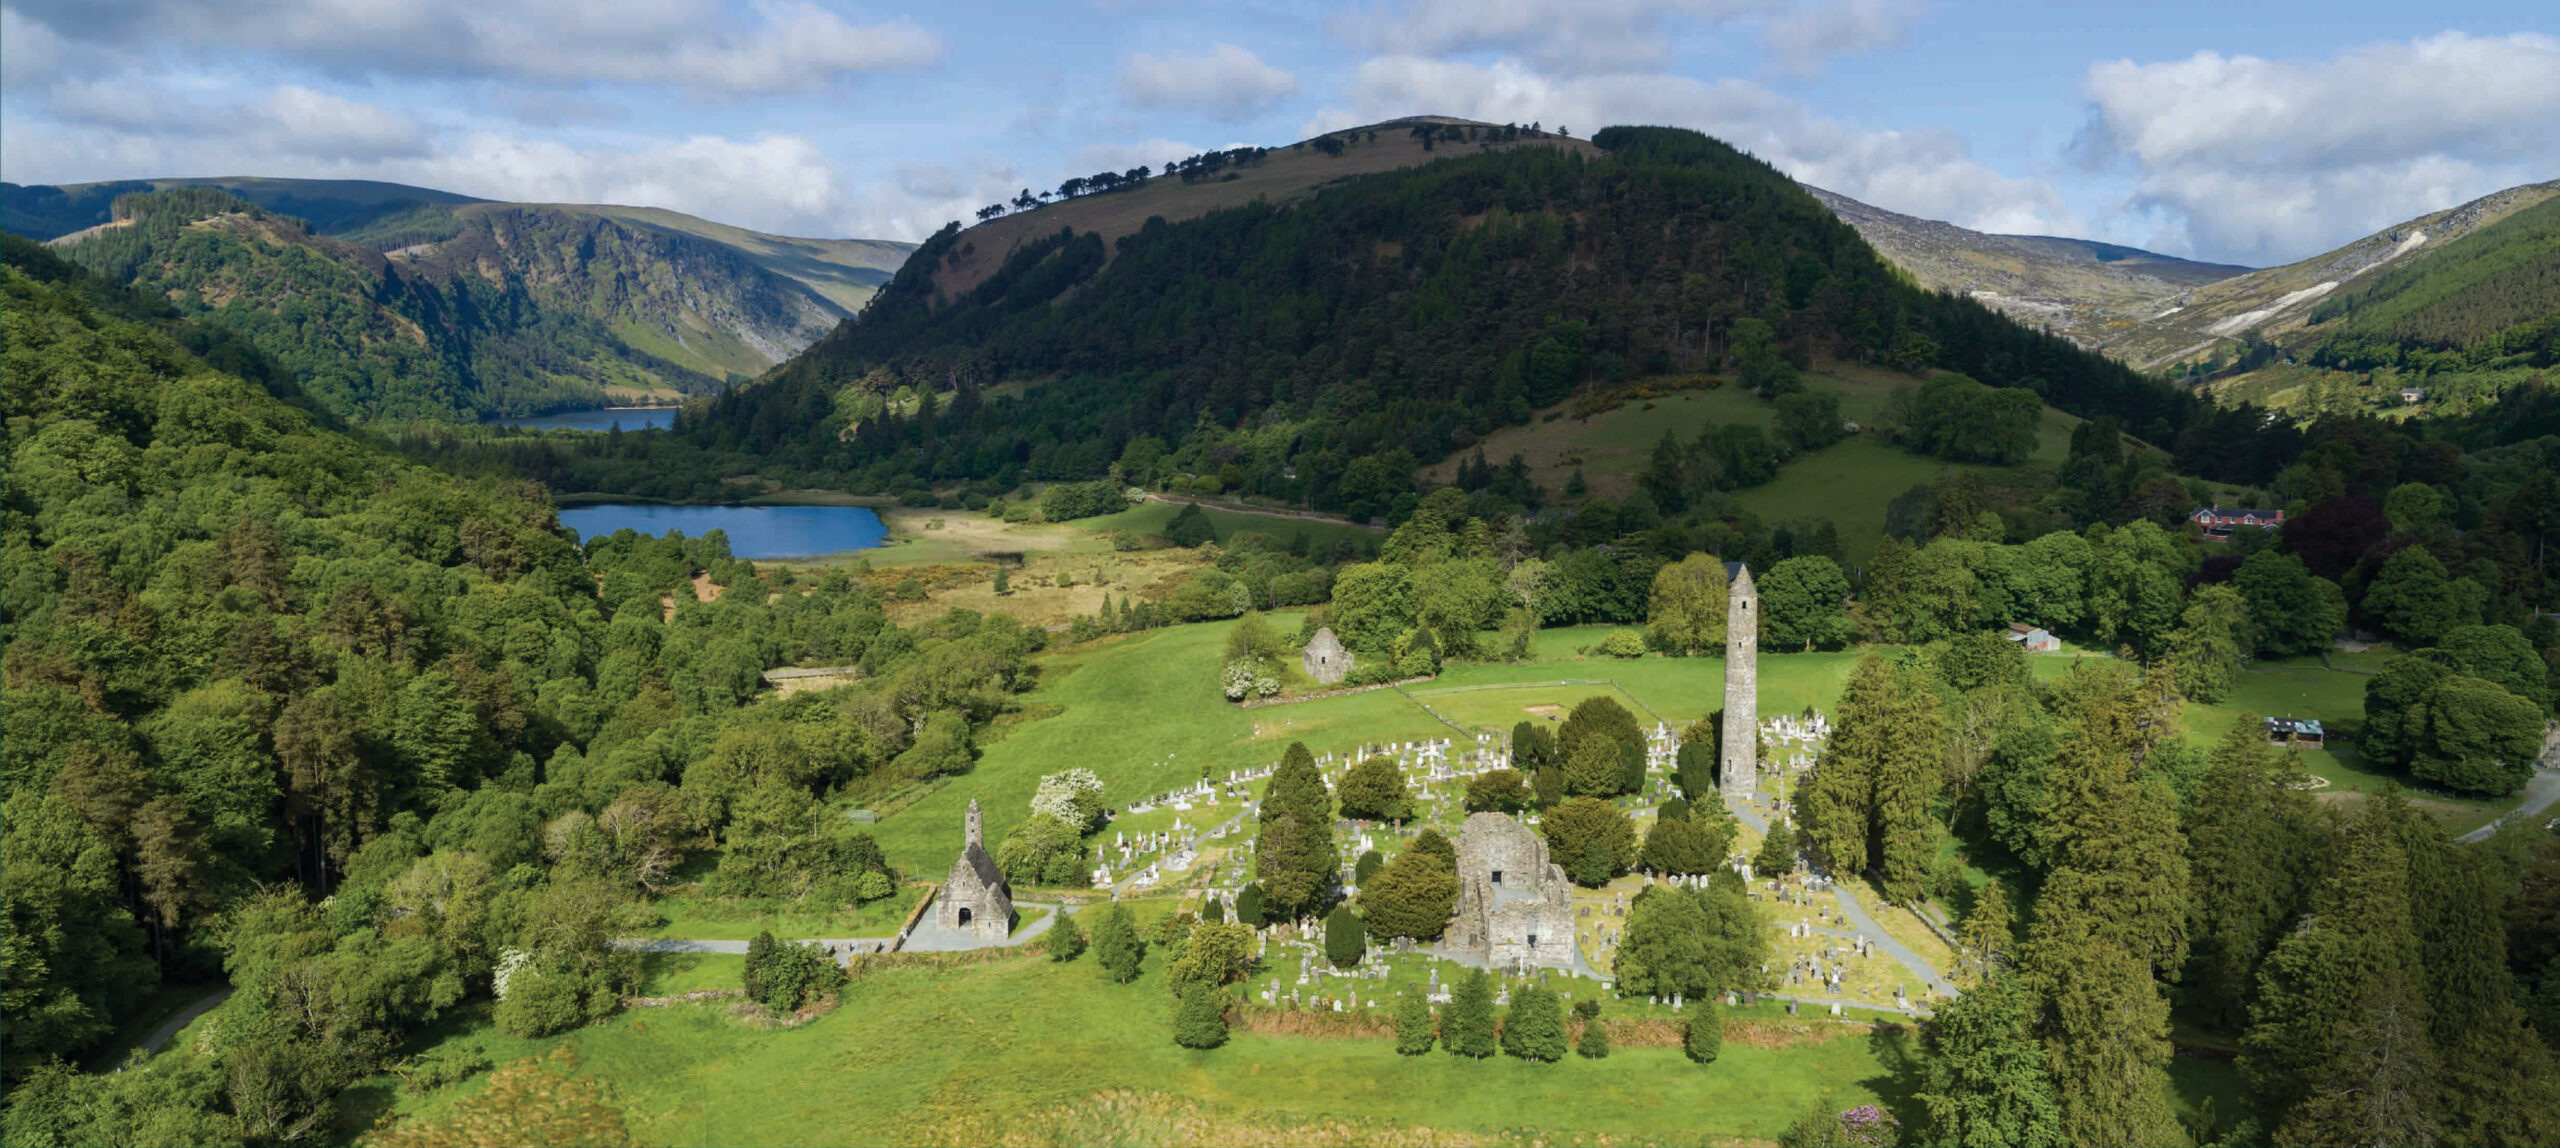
[
  {"xmin": 2456, "ymin": 769, "xmax": 2560, "ymax": 845},
  {"xmin": 1727, "ymin": 793, "xmax": 1957, "ymax": 1007}
]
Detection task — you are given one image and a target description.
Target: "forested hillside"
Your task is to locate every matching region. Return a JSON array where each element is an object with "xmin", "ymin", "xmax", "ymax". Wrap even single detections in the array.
[
  {"xmin": 581, "ymin": 127, "xmax": 2190, "ymax": 508},
  {"xmin": 0, "ymin": 236, "xmax": 1046, "ymax": 1138},
  {"xmin": 2303, "ymin": 194, "xmax": 2560, "ymax": 374}
]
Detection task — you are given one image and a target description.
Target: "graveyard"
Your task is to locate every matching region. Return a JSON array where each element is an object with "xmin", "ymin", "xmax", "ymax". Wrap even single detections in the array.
[{"xmin": 427, "ymin": 608, "xmax": 2405, "ymax": 1144}]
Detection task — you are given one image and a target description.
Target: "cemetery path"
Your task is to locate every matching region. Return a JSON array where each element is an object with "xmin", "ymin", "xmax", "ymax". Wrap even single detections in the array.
[
  {"xmin": 2456, "ymin": 769, "xmax": 2560, "ymax": 845},
  {"xmin": 1725, "ymin": 792, "xmax": 1958, "ymax": 1007}
]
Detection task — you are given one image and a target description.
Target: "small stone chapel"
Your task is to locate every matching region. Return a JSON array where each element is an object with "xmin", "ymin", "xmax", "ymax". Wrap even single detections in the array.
[
  {"xmin": 937, "ymin": 799, "xmax": 1014, "ymax": 942},
  {"xmin": 1302, "ymin": 626, "xmax": 1353, "ymax": 684}
]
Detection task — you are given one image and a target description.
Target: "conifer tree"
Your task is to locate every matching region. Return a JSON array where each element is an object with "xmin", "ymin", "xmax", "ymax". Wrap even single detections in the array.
[
  {"xmin": 2033, "ymin": 935, "xmax": 2183, "ymax": 1147},
  {"xmin": 1676, "ymin": 713, "xmax": 1720, "ymax": 799},
  {"xmin": 1233, "ymin": 882, "xmax": 1267, "ymax": 927},
  {"xmin": 2033, "ymin": 771, "xmax": 2190, "ymax": 979},
  {"xmin": 2183, "ymin": 714, "xmax": 2319, "ymax": 1027},
  {"xmin": 2393, "ymin": 802, "xmax": 2560, "ymax": 1144},
  {"xmin": 1358, "ymin": 847, "xmax": 1459, "ymax": 941},
  {"xmin": 1575, "ymin": 1016, "xmax": 1610, "ymax": 1058},
  {"xmin": 1683, "ymin": 1000, "xmax": 1723, "ymax": 1064},
  {"xmin": 1502, "ymin": 983, "xmax": 1567, "ymax": 1061},
  {"xmin": 1918, "ymin": 970, "xmax": 2062, "ymax": 1147},
  {"xmin": 743, "ymin": 929, "xmax": 776, "ymax": 1002},
  {"xmin": 1955, "ymin": 878, "xmax": 2013, "ymax": 981},
  {"xmin": 1199, "ymin": 897, "xmax": 1226, "ymax": 925},
  {"xmin": 1092, "ymin": 903, "xmax": 1147, "ymax": 984},
  {"xmin": 2245, "ymin": 798, "xmax": 2438, "ymax": 1145},
  {"xmin": 1754, "ymin": 819, "xmax": 1797, "ymax": 875},
  {"xmin": 1045, "ymin": 911, "xmax": 1087, "ymax": 962},
  {"xmin": 1172, "ymin": 979, "xmax": 1229, "ymax": 1049},
  {"xmin": 1802, "ymin": 653, "xmax": 1943, "ymax": 897},
  {"xmin": 1442, "ymin": 968, "xmax": 1496, "ymax": 1058},
  {"xmin": 1324, "ymin": 904, "xmax": 1366, "ymax": 968},
  {"xmin": 1257, "ymin": 741, "xmax": 1339, "ymax": 917},
  {"xmin": 1394, "ymin": 988, "xmax": 1437, "ymax": 1055}
]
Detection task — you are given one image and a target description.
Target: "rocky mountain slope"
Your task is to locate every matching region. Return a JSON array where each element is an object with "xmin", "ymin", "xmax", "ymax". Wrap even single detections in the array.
[
  {"xmin": 1808, "ymin": 186, "xmax": 2250, "ymax": 348},
  {"xmin": 5, "ymin": 177, "xmax": 912, "ymax": 419}
]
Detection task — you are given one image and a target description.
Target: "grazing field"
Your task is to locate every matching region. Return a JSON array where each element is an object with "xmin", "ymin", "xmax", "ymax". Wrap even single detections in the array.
[
  {"xmin": 375, "ymin": 944, "xmax": 1906, "ymax": 1148},
  {"xmin": 645, "ymin": 889, "xmax": 925, "ymax": 941}
]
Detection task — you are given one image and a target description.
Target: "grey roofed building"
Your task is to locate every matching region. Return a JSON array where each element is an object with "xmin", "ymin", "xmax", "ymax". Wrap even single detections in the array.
[
  {"xmin": 937, "ymin": 798, "xmax": 1013, "ymax": 941},
  {"xmin": 1302, "ymin": 625, "xmax": 1353, "ymax": 684}
]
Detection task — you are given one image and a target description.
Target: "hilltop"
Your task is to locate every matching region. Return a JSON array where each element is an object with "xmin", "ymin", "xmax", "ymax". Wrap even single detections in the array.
[
  {"xmin": 5, "ymin": 177, "xmax": 912, "ymax": 421},
  {"xmin": 635, "ymin": 125, "xmax": 2181, "ymax": 499},
  {"xmin": 1809, "ymin": 186, "xmax": 2251, "ymax": 345}
]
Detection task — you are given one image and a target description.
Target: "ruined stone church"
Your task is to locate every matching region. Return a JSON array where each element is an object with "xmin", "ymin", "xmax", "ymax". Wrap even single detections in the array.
[
  {"xmin": 1448, "ymin": 811, "xmax": 1575, "ymax": 969},
  {"xmin": 937, "ymin": 799, "xmax": 1013, "ymax": 942}
]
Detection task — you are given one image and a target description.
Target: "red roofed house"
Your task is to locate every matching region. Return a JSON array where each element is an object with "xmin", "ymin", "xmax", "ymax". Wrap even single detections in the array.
[{"xmin": 2191, "ymin": 507, "xmax": 2286, "ymax": 536}]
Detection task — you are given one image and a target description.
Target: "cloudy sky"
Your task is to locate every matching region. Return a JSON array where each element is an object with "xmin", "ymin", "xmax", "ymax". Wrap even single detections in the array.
[{"xmin": 3, "ymin": 0, "xmax": 2553, "ymax": 266}]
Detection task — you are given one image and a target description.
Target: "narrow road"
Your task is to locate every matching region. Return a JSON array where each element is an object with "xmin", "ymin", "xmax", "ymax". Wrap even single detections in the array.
[
  {"xmin": 612, "ymin": 902, "xmax": 1071, "ymax": 962},
  {"xmin": 121, "ymin": 987, "xmax": 233, "ymax": 1068},
  {"xmin": 2457, "ymin": 769, "xmax": 2560, "ymax": 845},
  {"xmin": 1727, "ymin": 794, "xmax": 1957, "ymax": 1006}
]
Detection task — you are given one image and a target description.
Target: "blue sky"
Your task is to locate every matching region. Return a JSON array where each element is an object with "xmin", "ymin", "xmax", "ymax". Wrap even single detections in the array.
[{"xmin": 3, "ymin": 0, "xmax": 2553, "ymax": 266}]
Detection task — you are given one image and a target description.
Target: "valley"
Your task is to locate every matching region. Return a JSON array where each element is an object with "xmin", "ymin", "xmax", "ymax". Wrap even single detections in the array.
[{"xmin": 6, "ymin": 91, "xmax": 2559, "ymax": 1148}]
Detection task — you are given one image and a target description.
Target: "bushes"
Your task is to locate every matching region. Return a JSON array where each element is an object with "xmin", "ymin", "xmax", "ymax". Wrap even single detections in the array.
[
  {"xmin": 1684, "ymin": 1001, "xmax": 1724, "ymax": 1064},
  {"xmin": 1324, "ymin": 905, "xmax": 1367, "ymax": 968},
  {"xmin": 1501, "ymin": 984, "xmax": 1566, "ymax": 1062},
  {"xmin": 1039, "ymin": 480, "xmax": 1131, "ymax": 522},
  {"xmin": 1172, "ymin": 980, "xmax": 1229, "ymax": 1049},
  {"xmin": 493, "ymin": 965, "xmax": 587, "ymax": 1038},
  {"xmin": 1044, "ymin": 912, "xmax": 1087, "ymax": 962},
  {"xmin": 742, "ymin": 930, "xmax": 845, "ymax": 1012}
]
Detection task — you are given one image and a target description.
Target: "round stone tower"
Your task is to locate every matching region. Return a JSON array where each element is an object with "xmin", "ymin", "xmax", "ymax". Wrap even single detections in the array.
[{"xmin": 1720, "ymin": 564, "xmax": 1758, "ymax": 805}]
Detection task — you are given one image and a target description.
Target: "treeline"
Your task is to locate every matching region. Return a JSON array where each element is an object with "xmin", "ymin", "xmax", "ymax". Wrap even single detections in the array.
[
  {"xmin": 1795, "ymin": 642, "xmax": 2560, "ymax": 1144},
  {"xmin": 0, "ymin": 242, "xmax": 1049, "ymax": 1140},
  {"xmin": 561, "ymin": 126, "xmax": 2197, "ymax": 509}
]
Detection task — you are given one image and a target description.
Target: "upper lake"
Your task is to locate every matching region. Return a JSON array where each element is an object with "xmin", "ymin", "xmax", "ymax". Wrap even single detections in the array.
[
  {"xmin": 495, "ymin": 407, "xmax": 678, "ymax": 432},
  {"xmin": 559, "ymin": 504, "xmax": 887, "ymax": 559}
]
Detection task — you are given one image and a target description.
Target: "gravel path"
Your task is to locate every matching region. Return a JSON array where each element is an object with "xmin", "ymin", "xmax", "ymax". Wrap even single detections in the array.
[
  {"xmin": 123, "ymin": 987, "xmax": 233, "ymax": 1067},
  {"xmin": 2456, "ymin": 768, "xmax": 2560, "ymax": 845},
  {"xmin": 1726, "ymin": 792, "xmax": 1957, "ymax": 1006}
]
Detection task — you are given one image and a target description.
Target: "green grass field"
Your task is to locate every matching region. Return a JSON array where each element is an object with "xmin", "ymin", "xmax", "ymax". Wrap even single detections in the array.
[
  {"xmin": 1080, "ymin": 500, "xmax": 1385, "ymax": 553},
  {"xmin": 381, "ymin": 944, "xmax": 1908, "ymax": 1146}
]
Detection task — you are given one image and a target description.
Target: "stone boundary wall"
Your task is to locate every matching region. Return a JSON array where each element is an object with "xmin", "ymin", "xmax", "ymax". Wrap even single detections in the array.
[
  {"xmin": 890, "ymin": 885, "xmax": 939, "ymax": 952},
  {"xmin": 622, "ymin": 988, "xmax": 744, "ymax": 1008},
  {"xmin": 1236, "ymin": 677, "xmax": 1434, "ymax": 709}
]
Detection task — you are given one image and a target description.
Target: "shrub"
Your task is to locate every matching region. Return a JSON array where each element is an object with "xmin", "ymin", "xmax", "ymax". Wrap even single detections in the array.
[
  {"xmin": 1045, "ymin": 912, "xmax": 1088, "ymax": 962},
  {"xmin": 1684, "ymin": 1002, "xmax": 1724, "ymax": 1064},
  {"xmin": 1394, "ymin": 990, "xmax": 1436, "ymax": 1055},
  {"xmin": 1172, "ymin": 981, "xmax": 1229, "ymax": 1049},
  {"xmin": 1324, "ymin": 904, "xmax": 1367, "ymax": 968},
  {"xmin": 1501, "ymin": 984, "xmax": 1567, "ymax": 1062},
  {"xmin": 493, "ymin": 966, "xmax": 585, "ymax": 1037},
  {"xmin": 1599, "ymin": 629, "xmax": 1648, "ymax": 658}
]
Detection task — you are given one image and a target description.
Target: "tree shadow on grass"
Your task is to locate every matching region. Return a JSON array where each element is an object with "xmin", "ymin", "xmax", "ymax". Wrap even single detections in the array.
[{"xmin": 1858, "ymin": 1020, "xmax": 1930, "ymax": 1136}]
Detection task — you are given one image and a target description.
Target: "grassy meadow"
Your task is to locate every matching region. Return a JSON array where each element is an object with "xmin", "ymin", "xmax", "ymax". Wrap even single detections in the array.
[{"xmin": 373, "ymin": 943, "xmax": 1911, "ymax": 1147}]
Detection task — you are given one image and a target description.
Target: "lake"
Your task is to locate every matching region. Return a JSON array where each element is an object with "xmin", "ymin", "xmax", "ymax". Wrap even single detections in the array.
[
  {"xmin": 495, "ymin": 407, "xmax": 678, "ymax": 432},
  {"xmin": 559, "ymin": 504, "xmax": 888, "ymax": 559}
]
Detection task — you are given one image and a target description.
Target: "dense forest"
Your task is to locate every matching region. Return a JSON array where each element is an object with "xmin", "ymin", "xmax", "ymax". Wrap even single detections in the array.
[
  {"xmin": 496, "ymin": 127, "xmax": 2202, "ymax": 505},
  {"xmin": 0, "ymin": 237, "xmax": 1048, "ymax": 1139},
  {"xmin": 2306, "ymin": 194, "xmax": 2560, "ymax": 377}
]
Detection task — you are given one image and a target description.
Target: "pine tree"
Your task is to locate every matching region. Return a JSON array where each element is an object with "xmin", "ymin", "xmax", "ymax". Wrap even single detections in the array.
[
  {"xmin": 1755, "ymin": 819, "xmax": 1797, "ymax": 875},
  {"xmin": 2183, "ymin": 714, "xmax": 2319, "ymax": 1027},
  {"xmin": 1802, "ymin": 653, "xmax": 1942, "ymax": 896},
  {"xmin": 1045, "ymin": 911, "xmax": 1087, "ymax": 962},
  {"xmin": 743, "ymin": 929, "xmax": 775, "ymax": 1002},
  {"xmin": 2396, "ymin": 804, "xmax": 2560, "ymax": 1145},
  {"xmin": 1257, "ymin": 742, "xmax": 1339, "ymax": 918},
  {"xmin": 1172, "ymin": 979, "xmax": 1229, "ymax": 1049},
  {"xmin": 1324, "ymin": 904, "xmax": 1366, "ymax": 968},
  {"xmin": 2033, "ymin": 771, "xmax": 2190, "ymax": 979},
  {"xmin": 1394, "ymin": 988, "xmax": 1437, "ymax": 1055},
  {"xmin": 1918, "ymin": 970, "xmax": 2063, "ymax": 1147},
  {"xmin": 2245, "ymin": 797, "xmax": 2438, "ymax": 1145},
  {"xmin": 1576, "ymin": 1014, "xmax": 1612, "ymax": 1059},
  {"xmin": 1684, "ymin": 1000, "xmax": 1723, "ymax": 1064},
  {"xmin": 1956, "ymin": 878, "xmax": 2013, "ymax": 981},
  {"xmin": 1092, "ymin": 904, "xmax": 1146, "ymax": 984},
  {"xmin": 1443, "ymin": 968, "xmax": 1496, "ymax": 1057},
  {"xmin": 2034, "ymin": 935, "xmax": 2183, "ymax": 1147},
  {"xmin": 1501, "ymin": 983, "xmax": 1567, "ymax": 1062}
]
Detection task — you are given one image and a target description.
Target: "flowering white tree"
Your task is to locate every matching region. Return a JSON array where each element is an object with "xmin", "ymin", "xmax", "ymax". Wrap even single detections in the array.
[{"xmin": 1031, "ymin": 768, "xmax": 1107, "ymax": 830}]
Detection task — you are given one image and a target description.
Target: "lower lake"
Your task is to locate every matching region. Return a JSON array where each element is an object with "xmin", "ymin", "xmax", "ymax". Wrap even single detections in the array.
[
  {"xmin": 495, "ymin": 407, "xmax": 678, "ymax": 432},
  {"xmin": 558, "ymin": 504, "xmax": 888, "ymax": 560}
]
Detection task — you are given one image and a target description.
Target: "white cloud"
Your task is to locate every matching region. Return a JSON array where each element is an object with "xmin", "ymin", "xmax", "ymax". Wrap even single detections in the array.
[
  {"xmin": 39, "ymin": 79, "xmax": 432, "ymax": 160},
  {"xmin": 6, "ymin": 0, "xmax": 944, "ymax": 93},
  {"xmin": 2080, "ymin": 32, "xmax": 2560, "ymax": 263},
  {"xmin": 1310, "ymin": 55, "xmax": 2070, "ymax": 234},
  {"xmin": 1071, "ymin": 138, "xmax": 1204, "ymax": 175},
  {"xmin": 1119, "ymin": 44, "xmax": 1297, "ymax": 121},
  {"xmin": 1348, "ymin": 0, "xmax": 1920, "ymax": 76}
]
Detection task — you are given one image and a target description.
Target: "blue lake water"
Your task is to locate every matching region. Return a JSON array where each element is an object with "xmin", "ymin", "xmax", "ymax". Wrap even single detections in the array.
[
  {"xmin": 559, "ymin": 504, "xmax": 888, "ymax": 559},
  {"xmin": 495, "ymin": 407, "xmax": 678, "ymax": 432}
]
